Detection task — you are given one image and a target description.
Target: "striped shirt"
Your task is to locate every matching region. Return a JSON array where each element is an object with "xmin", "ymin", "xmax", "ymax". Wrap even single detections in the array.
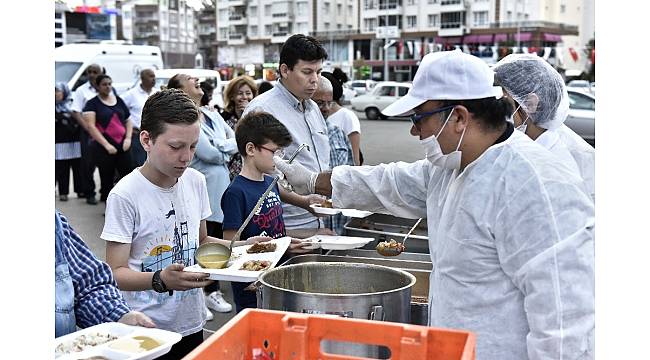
[{"xmin": 57, "ymin": 212, "xmax": 130, "ymax": 328}]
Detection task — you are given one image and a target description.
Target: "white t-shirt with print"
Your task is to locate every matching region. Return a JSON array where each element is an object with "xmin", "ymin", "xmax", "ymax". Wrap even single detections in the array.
[
  {"xmin": 327, "ymin": 107, "xmax": 361, "ymax": 136},
  {"xmin": 101, "ymin": 168, "xmax": 211, "ymax": 336}
]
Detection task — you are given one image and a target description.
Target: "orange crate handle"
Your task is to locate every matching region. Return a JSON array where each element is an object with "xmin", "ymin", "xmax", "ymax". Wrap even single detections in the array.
[{"xmin": 278, "ymin": 312, "xmax": 475, "ymax": 360}]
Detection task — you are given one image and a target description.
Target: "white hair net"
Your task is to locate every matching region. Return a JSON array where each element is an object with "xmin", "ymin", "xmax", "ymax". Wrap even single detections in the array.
[{"xmin": 493, "ymin": 54, "xmax": 569, "ymax": 130}]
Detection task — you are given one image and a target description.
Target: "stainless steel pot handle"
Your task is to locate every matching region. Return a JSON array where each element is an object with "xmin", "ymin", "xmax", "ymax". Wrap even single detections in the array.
[
  {"xmin": 254, "ymin": 281, "xmax": 263, "ymax": 308},
  {"xmin": 369, "ymin": 305, "xmax": 384, "ymax": 321}
]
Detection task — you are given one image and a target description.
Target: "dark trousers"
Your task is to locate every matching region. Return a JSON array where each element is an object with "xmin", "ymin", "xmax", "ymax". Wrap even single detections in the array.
[
  {"xmin": 204, "ymin": 221, "xmax": 223, "ymax": 294},
  {"xmin": 79, "ymin": 130, "xmax": 96, "ymax": 198},
  {"xmin": 130, "ymin": 129, "xmax": 147, "ymax": 168},
  {"xmin": 91, "ymin": 142, "xmax": 133, "ymax": 201},
  {"xmin": 156, "ymin": 329, "xmax": 203, "ymax": 360},
  {"xmin": 55, "ymin": 158, "xmax": 81, "ymax": 196}
]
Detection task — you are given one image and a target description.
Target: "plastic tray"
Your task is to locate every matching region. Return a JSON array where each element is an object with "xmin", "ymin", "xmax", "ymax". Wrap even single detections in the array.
[
  {"xmin": 183, "ymin": 237, "xmax": 291, "ymax": 282},
  {"xmin": 300, "ymin": 235, "xmax": 374, "ymax": 250},
  {"xmin": 55, "ymin": 322, "xmax": 181, "ymax": 360},
  {"xmin": 182, "ymin": 309, "xmax": 476, "ymax": 360}
]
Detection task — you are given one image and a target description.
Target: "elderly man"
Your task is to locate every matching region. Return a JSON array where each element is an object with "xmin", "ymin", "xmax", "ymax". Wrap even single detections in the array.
[
  {"xmin": 242, "ymin": 34, "xmax": 332, "ymax": 238},
  {"xmin": 122, "ymin": 69, "xmax": 159, "ymax": 168},
  {"xmin": 274, "ymin": 50, "xmax": 595, "ymax": 359}
]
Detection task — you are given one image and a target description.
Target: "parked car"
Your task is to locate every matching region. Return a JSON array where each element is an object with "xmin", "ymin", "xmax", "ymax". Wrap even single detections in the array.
[
  {"xmin": 347, "ymin": 80, "xmax": 377, "ymax": 96},
  {"xmin": 350, "ymin": 81, "xmax": 412, "ymax": 120},
  {"xmin": 567, "ymin": 79, "xmax": 595, "ymax": 96},
  {"xmin": 565, "ymin": 89, "xmax": 595, "ymax": 146},
  {"xmin": 340, "ymin": 84, "xmax": 357, "ymax": 105}
]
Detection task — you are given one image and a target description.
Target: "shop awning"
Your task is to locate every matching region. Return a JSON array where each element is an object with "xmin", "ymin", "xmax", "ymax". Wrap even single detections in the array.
[
  {"xmin": 435, "ymin": 36, "xmax": 462, "ymax": 44},
  {"xmin": 477, "ymin": 34, "xmax": 494, "ymax": 43},
  {"xmin": 543, "ymin": 33, "xmax": 563, "ymax": 42},
  {"xmin": 494, "ymin": 34, "xmax": 508, "ymax": 42},
  {"xmin": 513, "ymin": 32, "xmax": 532, "ymax": 42},
  {"xmin": 463, "ymin": 35, "xmax": 479, "ymax": 43}
]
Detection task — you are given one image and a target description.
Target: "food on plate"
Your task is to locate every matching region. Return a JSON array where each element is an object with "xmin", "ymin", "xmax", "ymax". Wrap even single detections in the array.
[
  {"xmin": 109, "ymin": 335, "xmax": 162, "ymax": 353},
  {"xmin": 246, "ymin": 242, "xmax": 277, "ymax": 254},
  {"xmin": 196, "ymin": 254, "xmax": 230, "ymax": 269},
  {"xmin": 240, "ymin": 260, "xmax": 271, "ymax": 271},
  {"xmin": 376, "ymin": 239, "xmax": 406, "ymax": 256},
  {"xmin": 318, "ymin": 199, "xmax": 333, "ymax": 208},
  {"xmin": 55, "ymin": 332, "xmax": 119, "ymax": 355}
]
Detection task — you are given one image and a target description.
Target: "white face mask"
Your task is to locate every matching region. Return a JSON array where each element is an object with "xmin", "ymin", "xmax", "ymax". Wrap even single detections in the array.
[
  {"xmin": 512, "ymin": 103, "xmax": 530, "ymax": 133},
  {"xmin": 419, "ymin": 108, "xmax": 465, "ymax": 171}
]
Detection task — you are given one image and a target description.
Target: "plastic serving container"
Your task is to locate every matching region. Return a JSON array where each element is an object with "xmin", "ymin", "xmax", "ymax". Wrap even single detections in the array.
[{"xmin": 182, "ymin": 309, "xmax": 475, "ymax": 360}]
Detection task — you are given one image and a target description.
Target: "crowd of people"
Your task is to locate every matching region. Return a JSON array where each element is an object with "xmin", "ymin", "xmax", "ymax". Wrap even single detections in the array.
[{"xmin": 55, "ymin": 34, "xmax": 594, "ymax": 359}]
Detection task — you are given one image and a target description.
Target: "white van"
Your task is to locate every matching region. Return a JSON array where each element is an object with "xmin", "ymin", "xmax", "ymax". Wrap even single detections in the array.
[
  {"xmin": 54, "ymin": 41, "xmax": 163, "ymax": 95},
  {"xmin": 151, "ymin": 69, "xmax": 223, "ymax": 110}
]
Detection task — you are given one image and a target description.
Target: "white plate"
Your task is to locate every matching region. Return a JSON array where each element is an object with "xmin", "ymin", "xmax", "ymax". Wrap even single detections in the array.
[
  {"xmin": 301, "ymin": 235, "xmax": 374, "ymax": 250},
  {"xmin": 55, "ymin": 322, "xmax": 181, "ymax": 360},
  {"xmin": 309, "ymin": 203, "xmax": 340, "ymax": 215},
  {"xmin": 339, "ymin": 208, "xmax": 373, "ymax": 218},
  {"xmin": 183, "ymin": 237, "xmax": 291, "ymax": 282}
]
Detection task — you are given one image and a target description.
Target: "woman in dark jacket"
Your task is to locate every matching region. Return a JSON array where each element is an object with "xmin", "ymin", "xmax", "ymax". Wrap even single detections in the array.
[{"xmin": 55, "ymin": 82, "xmax": 82, "ymax": 201}]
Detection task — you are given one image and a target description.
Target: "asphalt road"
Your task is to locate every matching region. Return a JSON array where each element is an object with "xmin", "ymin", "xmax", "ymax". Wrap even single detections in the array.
[{"xmin": 55, "ymin": 107, "xmax": 424, "ymax": 332}]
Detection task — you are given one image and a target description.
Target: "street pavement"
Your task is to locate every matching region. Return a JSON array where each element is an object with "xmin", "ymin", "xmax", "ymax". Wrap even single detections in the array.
[{"xmin": 55, "ymin": 107, "xmax": 424, "ymax": 333}]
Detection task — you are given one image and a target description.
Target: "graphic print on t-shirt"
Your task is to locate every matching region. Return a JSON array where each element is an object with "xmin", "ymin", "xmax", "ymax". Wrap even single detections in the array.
[
  {"xmin": 140, "ymin": 202, "xmax": 196, "ymax": 272},
  {"xmin": 252, "ymin": 190, "xmax": 285, "ymax": 238}
]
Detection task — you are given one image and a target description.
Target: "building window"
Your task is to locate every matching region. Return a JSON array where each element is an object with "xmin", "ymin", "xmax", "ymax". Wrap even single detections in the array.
[
  {"xmin": 265, "ymin": 4, "xmax": 271, "ymax": 16},
  {"xmin": 250, "ymin": 25, "xmax": 258, "ymax": 36},
  {"xmin": 473, "ymin": 11, "xmax": 488, "ymax": 26},
  {"xmin": 560, "ymin": 4, "xmax": 566, "ymax": 13},
  {"xmin": 506, "ymin": 10, "xmax": 512, "ymax": 21},
  {"xmin": 407, "ymin": 0, "xmax": 416, "ymax": 4},
  {"xmin": 428, "ymin": 14, "xmax": 439, "ymax": 27},
  {"xmin": 337, "ymin": 4, "xmax": 342, "ymax": 15},
  {"xmin": 265, "ymin": 24, "xmax": 272, "ymax": 35},
  {"xmin": 364, "ymin": 18, "xmax": 377, "ymax": 31},
  {"xmin": 406, "ymin": 15, "xmax": 417, "ymax": 28},
  {"xmin": 249, "ymin": 6, "xmax": 257, "ymax": 17},
  {"xmin": 324, "ymin": 3, "xmax": 330, "ymax": 15},
  {"xmin": 297, "ymin": 2, "xmax": 308, "ymax": 16},
  {"xmin": 428, "ymin": 0, "xmax": 438, "ymax": 4},
  {"xmin": 364, "ymin": 0, "xmax": 376, "ymax": 10},
  {"xmin": 440, "ymin": 12, "xmax": 462, "ymax": 29}
]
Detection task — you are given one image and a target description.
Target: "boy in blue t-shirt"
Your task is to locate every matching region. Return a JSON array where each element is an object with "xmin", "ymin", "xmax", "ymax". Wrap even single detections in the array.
[{"xmin": 221, "ymin": 111, "xmax": 318, "ymax": 312}]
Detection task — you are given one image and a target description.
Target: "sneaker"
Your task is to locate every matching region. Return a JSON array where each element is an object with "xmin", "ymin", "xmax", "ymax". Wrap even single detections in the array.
[
  {"xmin": 204, "ymin": 305, "xmax": 213, "ymax": 321},
  {"xmin": 59, "ymin": 195, "xmax": 68, "ymax": 202},
  {"xmin": 205, "ymin": 291, "xmax": 232, "ymax": 313},
  {"xmin": 86, "ymin": 196, "xmax": 98, "ymax": 205}
]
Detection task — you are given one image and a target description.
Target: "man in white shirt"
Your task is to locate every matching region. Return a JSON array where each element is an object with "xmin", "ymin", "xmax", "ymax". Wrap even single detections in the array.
[
  {"xmin": 122, "ymin": 69, "xmax": 159, "ymax": 167},
  {"xmin": 71, "ymin": 64, "xmax": 102, "ymax": 205}
]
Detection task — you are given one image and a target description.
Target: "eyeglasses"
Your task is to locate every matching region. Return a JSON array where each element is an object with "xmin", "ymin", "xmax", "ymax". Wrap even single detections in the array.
[
  {"xmin": 258, "ymin": 145, "xmax": 285, "ymax": 158},
  {"xmin": 410, "ymin": 105, "xmax": 456, "ymax": 126}
]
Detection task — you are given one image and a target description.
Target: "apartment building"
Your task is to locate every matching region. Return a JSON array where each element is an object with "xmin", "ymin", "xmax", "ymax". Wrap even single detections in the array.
[
  {"xmin": 121, "ymin": 0, "xmax": 198, "ymax": 68},
  {"xmin": 215, "ymin": 0, "xmax": 359, "ymax": 79}
]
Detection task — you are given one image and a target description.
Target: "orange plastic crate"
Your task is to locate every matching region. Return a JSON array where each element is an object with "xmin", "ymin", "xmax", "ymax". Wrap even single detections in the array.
[{"xmin": 184, "ymin": 309, "xmax": 475, "ymax": 360}]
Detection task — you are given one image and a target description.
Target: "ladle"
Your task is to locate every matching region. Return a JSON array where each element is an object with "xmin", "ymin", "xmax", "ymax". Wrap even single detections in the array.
[{"xmin": 376, "ymin": 218, "xmax": 422, "ymax": 256}]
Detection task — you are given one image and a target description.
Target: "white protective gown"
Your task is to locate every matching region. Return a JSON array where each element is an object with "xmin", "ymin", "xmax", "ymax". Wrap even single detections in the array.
[
  {"xmin": 556, "ymin": 125, "xmax": 595, "ymax": 202},
  {"xmin": 331, "ymin": 131, "xmax": 594, "ymax": 359}
]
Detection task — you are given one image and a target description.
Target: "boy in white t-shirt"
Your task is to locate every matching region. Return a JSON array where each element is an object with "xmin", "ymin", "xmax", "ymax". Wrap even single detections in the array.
[{"xmin": 101, "ymin": 89, "xmax": 269, "ymax": 359}]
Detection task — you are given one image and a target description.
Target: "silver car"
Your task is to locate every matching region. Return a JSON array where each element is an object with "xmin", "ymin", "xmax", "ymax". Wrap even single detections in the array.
[
  {"xmin": 350, "ymin": 81, "xmax": 412, "ymax": 120},
  {"xmin": 565, "ymin": 89, "xmax": 595, "ymax": 146}
]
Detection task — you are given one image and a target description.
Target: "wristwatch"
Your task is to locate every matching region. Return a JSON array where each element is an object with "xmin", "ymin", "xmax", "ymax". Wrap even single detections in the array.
[{"xmin": 152, "ymin": 269, "xmax": 173, "ymax": 296}]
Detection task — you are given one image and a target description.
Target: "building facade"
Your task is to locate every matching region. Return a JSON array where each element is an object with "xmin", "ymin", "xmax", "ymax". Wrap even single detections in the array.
[
  {"xmin": 197, "ymin": 2, "xmax": 218, "ymax": 69},
  {"xmin": 121, "ymin": 0, "xmax": 198, "ymax": 68}
]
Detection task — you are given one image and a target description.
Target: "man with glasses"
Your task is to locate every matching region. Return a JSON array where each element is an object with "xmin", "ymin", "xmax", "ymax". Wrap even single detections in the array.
[
  {"xmin": 71, "ymin": 64, "xmax": 103, "ymax": 204},
  {"xmin": 273, "ymin": 50, "xmax": 595, "ymax": 359}
]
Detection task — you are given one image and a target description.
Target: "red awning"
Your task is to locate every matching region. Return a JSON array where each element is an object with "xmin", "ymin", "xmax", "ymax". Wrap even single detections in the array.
[
  {"xmin": 435, "ymin": 36, "xmax": 462, "ymax": 44},
  {"xmin": 514, "ymin": 32, "xmax": 532, "ymax": 42},
  {"xmin": 463, "ymin": 35, "xmax": 479, "ymax": 43},
  {"xmin": 494, "ymin": 34, "xmax": 508, "ymax": 42},
  {"xmin": 543, "ymin": 33, "xmax": 563, "ymax": 42},
  {"xmin": 477, "ymin": 34, "xmax": 494, "ymax": 43}
]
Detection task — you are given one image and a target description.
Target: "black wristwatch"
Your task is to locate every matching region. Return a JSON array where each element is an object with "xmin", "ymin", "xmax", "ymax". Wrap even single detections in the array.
[{"xmin": 152, "ymin": 269, "xmax": 173, "ymax": 296}]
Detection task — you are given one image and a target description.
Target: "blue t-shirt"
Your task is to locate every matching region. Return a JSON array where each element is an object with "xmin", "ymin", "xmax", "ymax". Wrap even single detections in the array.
[{"xmin": 221, "ymin": 175, "xmax": 286, "ymax": 239}]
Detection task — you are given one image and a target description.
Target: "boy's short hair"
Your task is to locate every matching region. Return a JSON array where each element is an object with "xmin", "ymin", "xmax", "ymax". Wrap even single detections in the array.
[
  {"xmin": 279, "ymin": 34, "xmax": 328, "ymax": 71},
  {"xmin": 141, "ymin": 88, "xmax": 199, "ymax": 141},
  {"xmin": 235, "ymin": 111, "xmax": 292, "ymax": 156}
]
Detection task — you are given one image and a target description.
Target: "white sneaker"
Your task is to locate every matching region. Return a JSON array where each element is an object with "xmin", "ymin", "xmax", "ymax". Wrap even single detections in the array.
[
  {"xmin": 205, "ymin": 304, "xmax": 214, "ymax": 321},
  {"xmin": 205, "ymin": 291, "xmax": 233, "ymax": 313}
]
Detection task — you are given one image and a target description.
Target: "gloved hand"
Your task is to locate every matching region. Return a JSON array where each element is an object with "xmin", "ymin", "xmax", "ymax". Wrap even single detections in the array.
[{"xmin": 273, "ymin": 156, "xmax": 318, "ymax": 195}]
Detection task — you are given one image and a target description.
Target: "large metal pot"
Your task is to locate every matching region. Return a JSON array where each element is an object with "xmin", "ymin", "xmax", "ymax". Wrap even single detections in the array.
[{"xmin": 257, "ymin": 262, "xmax": 416, "ymax": 357}]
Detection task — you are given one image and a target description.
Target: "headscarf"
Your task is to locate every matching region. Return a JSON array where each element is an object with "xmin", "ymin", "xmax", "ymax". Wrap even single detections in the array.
[{"xmin": 55, "ymin": 82, "xmax": 72, "ymax": 114}]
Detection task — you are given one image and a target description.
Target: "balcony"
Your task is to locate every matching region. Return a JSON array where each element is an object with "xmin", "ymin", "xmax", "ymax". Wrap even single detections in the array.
[
  {"xmin": 271, "ymin": 31, "xmax": 290, "ymax": 43},
  {"xmin": 228, "ymin": 32, "xmax": 246, "ymax": 45},
  {"xmin": 229, "ymin": 13, "xmax": 247, "ymax": 25},
  {"xmin": 438, "ymin": 23, "xmax": 465, "ymax": 37},
  {"xmin": 228, "ymin": 0, "xmax": 245, "ymax": 6}
]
